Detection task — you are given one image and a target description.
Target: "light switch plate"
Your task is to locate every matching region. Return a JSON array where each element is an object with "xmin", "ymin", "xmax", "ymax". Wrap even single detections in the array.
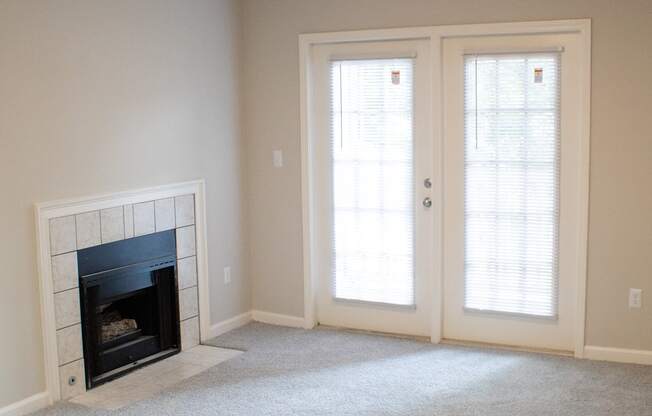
[
  {"xmin": 224, "ymin": 266, "xmax": 232, "ymax": 284},
  {"xmin": 273, "ymin": 150, "xmax": 283, "ymax": 168},
  {"xmin": 629, "ymin": 288, "xmax": 642, "ymax": 309}
]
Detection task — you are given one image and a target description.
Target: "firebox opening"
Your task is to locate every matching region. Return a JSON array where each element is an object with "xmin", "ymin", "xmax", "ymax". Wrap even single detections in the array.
[
  {"xmin": 100, "ymin": 293, "xmax": 144, "ymax": 344},
  {"xmin": 78, "ymin": 230, "xmax": 181, "ymax": 389}
]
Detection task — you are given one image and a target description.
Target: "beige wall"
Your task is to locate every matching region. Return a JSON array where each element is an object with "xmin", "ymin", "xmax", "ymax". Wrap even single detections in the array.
[
  {"xmin": 243, "ymin": 0, "xmax": 652, "ymax": 347},
  {"xmin": 0, "ymin": 0, "xmax": 248, "ymax": 408},
  {"xmin": 1, "ymin": 0, "xmax": 651, "ymax": 410}
]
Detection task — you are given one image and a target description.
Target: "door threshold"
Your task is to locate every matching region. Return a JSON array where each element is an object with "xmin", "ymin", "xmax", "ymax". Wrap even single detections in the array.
[
  {"xmin": 317, "ymin": 324, "xmax": 430, "ymax": 343},
  {"xmin": 440, "ymin": 338, "xmax": 574, "ymax": 357}
]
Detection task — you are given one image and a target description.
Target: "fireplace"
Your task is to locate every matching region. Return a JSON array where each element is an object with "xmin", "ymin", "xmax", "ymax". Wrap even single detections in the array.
[{"xmin": 77, "ymin": 230, "xmax": 181, "ymax": 389}]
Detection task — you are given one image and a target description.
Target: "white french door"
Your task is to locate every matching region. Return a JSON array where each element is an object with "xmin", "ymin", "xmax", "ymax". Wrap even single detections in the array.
[
  {"xmin": 311, "ymin": 39, "xmax": 433, "ymax": 336},
  {"xmin": 442, "ymin": 34, "xmax": 583, "ymax": 351}
]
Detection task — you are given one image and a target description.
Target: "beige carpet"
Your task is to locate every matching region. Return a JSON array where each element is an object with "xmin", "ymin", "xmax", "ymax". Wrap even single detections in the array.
[{"xmin": 33, "ymin": 323, "xmax": 652, "ymax": 415}]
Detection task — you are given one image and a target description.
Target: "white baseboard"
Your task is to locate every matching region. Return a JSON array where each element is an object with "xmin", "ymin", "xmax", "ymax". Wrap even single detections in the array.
[
  {"xmin": 0, "ymin": 392, "xmax": 50, "ymax": 416},
  {"xmin": 206, "ymin": 310, "xmax": 305, "ymax": 339},
  {"xmin": 584, "ymin": 345, "xmax": 652, "ymax": 366},
  {"xmin": 251, "ymin": 310, "xmax": 306, "ymax": 328},
  {"xmin": 207, "ymin": 311, "xmax": 253, "ymax": 339}
]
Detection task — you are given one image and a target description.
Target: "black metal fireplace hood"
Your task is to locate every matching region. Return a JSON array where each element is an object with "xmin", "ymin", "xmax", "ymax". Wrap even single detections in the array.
[{"xmin": 78, "ymin": 230, "xmax": 177, "ymax": 278}]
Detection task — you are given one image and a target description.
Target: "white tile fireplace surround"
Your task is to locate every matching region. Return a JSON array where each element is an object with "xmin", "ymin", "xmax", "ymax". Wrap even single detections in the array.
[{"xmin": 34, "ymin": 180, "xmax": 211, "ymax": 404}]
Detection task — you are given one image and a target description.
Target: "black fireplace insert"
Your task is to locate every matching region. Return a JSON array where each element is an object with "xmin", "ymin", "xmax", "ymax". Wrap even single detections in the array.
[{"xmin": 78, "ymin": 230, "xmax": 180, "ymax": 389}]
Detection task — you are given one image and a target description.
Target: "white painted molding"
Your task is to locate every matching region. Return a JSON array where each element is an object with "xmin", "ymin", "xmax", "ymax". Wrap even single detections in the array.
[
  {"xmin": 0, "ymin": 392, "xmax": 50, "ymax": 416},
  {"xmin": 193, "ymin": 180, "xmax": 213, "ymax": 344},
  {"xmin": 572, "ymin": 19, "xmax": 592, "ymax": 359},
  {"xmin": 299, "ymin": 19, "xmax": 592, "ymax": 45},
  {"xmin": 584, "ymin": 346, "xmax": 652, "ymax": 366},
  {"xmin": 34, "ymin": 179, "xmax": 211, "ymax": 402},
  {"xmin": 208, "ymin": 312, "xmax": 253, "ymax": 338},
  {"xmin": 208, "ymin": 310, "xmax": 307, "ymax": 340},
  {"xmin": 299, "ymin": 19, "xmax": 591, "ymax": 354},
  {"xmin": 252, "ymin": 310, "xmax": 306, "ymax": 328},
  {"xmin": 299, "ymin": 30, "xmax": 318, "ymax": 330}
]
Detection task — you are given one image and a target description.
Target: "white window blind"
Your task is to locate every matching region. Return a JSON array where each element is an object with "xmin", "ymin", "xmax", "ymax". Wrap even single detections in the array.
[
  {"xmin": 330, "ymin": 58, "xmax": 415, "ymax": 306},
  {"xmin": 464, "ymin": 53, "xmax": 560, "ymax": 318}
]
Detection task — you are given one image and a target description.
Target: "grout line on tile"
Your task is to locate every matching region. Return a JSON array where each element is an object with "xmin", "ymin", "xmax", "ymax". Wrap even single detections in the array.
[
  {"xmin": 53, "ymin": 286, "xmax": 79, "ymax": 295},
  {"xmin": 57, "ymin": 321, "xmax": 81, "ymax": 331},
  {"xmin": 59, "ymin": 356, "xmax": 84, "ymax": 367}
]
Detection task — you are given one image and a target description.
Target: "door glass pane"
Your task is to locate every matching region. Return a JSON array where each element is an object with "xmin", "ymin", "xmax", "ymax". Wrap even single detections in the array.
[
  {"xmin": 464, "ymin": 53, "xmax": 560, "ymax": 318},
  {"xmin": 330, "ymin": 58, "xmax": 415, "ymax": 306}
]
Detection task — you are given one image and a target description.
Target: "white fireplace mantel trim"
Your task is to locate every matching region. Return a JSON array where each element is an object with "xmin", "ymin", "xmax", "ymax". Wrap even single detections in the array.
[{"xmin": 34, "ymin": 179, "xmax": 211, "ymax": 404}]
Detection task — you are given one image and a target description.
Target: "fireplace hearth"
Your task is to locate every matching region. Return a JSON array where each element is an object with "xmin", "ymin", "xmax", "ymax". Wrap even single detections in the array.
[{"xmin": 78, "ymin": 230, "xmax": 181, "ymax": 389}]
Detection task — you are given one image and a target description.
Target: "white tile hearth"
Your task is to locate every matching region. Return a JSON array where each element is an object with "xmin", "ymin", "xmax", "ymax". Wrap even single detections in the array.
[
  {"xmin": 175, "ymin": 194, "xmax": 195, "ymax": 227},
  {"xmin": 60, "ymin": 359, "xmax": 86, "ymax": 400},
  {"xmin": 177, "ymin": 256, "xmax": 198, "ymax": 289},
  {"xmin": 56, "ymin": 324, "xmax": 83, "ymax": 365},
  {"xmin": 179, "ymin": 286, "xmax": 199, "ymax": 321},
  {"xmin": 76, "ymin": 211, "xmax": 101, "ymax": 250},
  {"xmin": 69, "ymin": 346, "xmax": 241, "ymax": 410},
  {"xmin": 123, "ymin": 204, "xmax": 134, "ymax": 238},
  {"xmin": 100, "ymin": 206, "xmax": 125, "ymax": 243},
  {"xmin": 181, "ymin": 316, "xmax": 200, "ymax": 350},
  {"xmin": 133, "ymin": 201, "xmax": 155, "ymax": 236},
  {"xmin": 54, "ymin": 289, "xmax": 81, "ymax": 329},
  {"xmin": 176, "ymin": 225, "xmax": 196, "ymax": 259},
  {"xmin": 50, "ymin": 216, "xmax": 76, "ymax": 255},
  {"xmin": 155, "ymin": 197, "xmax": 175, "ymax": 231},
  {"xmin": 51, "ymin": 252, "xmax": 78, "ymax": 293}
]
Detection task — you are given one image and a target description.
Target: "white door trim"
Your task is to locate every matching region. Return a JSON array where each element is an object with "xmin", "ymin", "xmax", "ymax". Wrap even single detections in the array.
[
  {"xmin": 299, "ymin": 19, "xmax": 591, "ymax": 357},
  {"xmin": 34, "ymin": 179, "xmax": 212, "ymax": 403}
]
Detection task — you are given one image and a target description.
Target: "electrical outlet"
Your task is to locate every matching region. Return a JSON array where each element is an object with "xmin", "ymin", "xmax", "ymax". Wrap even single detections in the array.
[
  {"xmin": 223, "ymin": 266, "xmax": 231, "ymax": 284},
  {"xmin": 629, "ymin": 288, "xmax": 642, "ymax": 309}
]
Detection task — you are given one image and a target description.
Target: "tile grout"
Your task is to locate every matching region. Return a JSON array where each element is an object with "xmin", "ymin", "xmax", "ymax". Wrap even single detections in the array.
[{"xmin": 56, "ymin": 321, "xmax": 81, "ymax": 331}]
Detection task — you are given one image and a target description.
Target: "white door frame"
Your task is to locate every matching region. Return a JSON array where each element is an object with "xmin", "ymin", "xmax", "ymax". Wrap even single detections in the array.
[{"xmin": 299, "ymin": 19, "xmax": 591, "ymax": 358}]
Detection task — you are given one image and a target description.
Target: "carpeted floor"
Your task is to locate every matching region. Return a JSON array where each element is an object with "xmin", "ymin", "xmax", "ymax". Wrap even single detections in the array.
[{"xmin": 33, "ymin": 322, "xmax": 652, "ymax": 415}]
